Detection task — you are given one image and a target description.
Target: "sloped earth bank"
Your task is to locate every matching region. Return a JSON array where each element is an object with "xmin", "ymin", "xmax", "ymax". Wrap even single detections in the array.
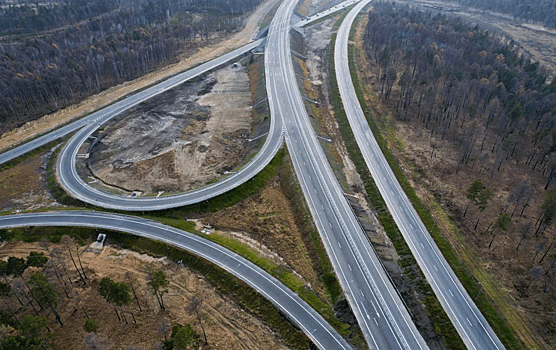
[
  {"xmin": 301, "ymin": 16, "xmax": 447, "ymax": 349},
  {"xmin": 0, "ymin": 150, "xmax": 60, "ymax": 212},
  {"xmin": 85, "ymin": 63, "xmax": 255, "ymax": 195},
  {"xmin": 0, "ymin": 241, "xmax": 290, "ymax": 350}
]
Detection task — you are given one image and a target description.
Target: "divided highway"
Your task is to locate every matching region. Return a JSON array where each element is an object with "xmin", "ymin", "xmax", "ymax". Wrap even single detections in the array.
[
  {"xmin": 52, "ymin": 0, "xmax": 361, "ymax": 211},
  {"xmin": 334, "ymin": 2, "xmax": 505, "ymax": 349},
  {"xmin": 0, "ymin": 1, "xmax": 505, "ymax": 349},
  {"xmin": 0, "ymin": 211, "xmax": 352, "ymax": 350},
  {"xmin": 266, "ymin": 0, "xmax": 428, "ymax": 348}
]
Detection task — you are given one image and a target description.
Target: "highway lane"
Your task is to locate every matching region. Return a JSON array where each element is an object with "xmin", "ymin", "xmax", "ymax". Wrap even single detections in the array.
[
  {"xmin": 52, "ymin": 3, "xmax": 360, "ymax": 212},
  {"xmin": 0, "ymin": 41, "xmax": 264, "ymax": 168},
  {"xmin": 334, "ymin": 2, "xmax": 505, "ymax": 349},
  {"xmin": 266, "ymin": 0, "xmax": 428, "ymax": 349},
  {"xmin": 0, "ymin": 211, "xmax": 352, "ymax": 350},
  {"xmin": 293, "ymin": 0, "xmax": 360, "ymax": 27}
]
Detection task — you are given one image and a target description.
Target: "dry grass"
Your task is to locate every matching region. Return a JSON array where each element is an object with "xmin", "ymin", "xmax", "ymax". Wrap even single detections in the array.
[
  {"xmin": 0, "ymin": 241, "xmax": 289, "ymax": 350},
  {"xmin": 204, "ymin": 177, "xmax": 327, "ymax": 301}
]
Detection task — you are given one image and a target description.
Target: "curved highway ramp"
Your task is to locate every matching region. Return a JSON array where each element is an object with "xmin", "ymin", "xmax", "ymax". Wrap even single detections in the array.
[{"xmin": 0, "ymin": 211, "xmax": 352, "ymax": 350}]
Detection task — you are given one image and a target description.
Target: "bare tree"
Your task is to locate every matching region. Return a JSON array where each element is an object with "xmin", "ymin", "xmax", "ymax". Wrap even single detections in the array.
[
  {"xmin": 527, "ymin": 266, "xmax": 543, "ymax": 290},
  {"xmin": 532, "ymin": 239, "xmax": 547, "ymax": 263},
  {"xmin": 44, "ymin": 260, "xmax": 70, "ymax": 299},
  {"xmin": 51, "ymin": 247, "xmax": 73, "ymax": 285},
  {"xmin": 60, "ymin": 235, "xmax": 86, "ymax": 284},
  {"xmin": 516, "ymin": 223, "xmax": 532, "ymax": 251},
  {"xmin": 12, "ymin": 277, "xmax": 40, "ymax": 316},
  {"xmin": 186, "ymin": 294, "xmax": 207, "ymax": 346},
  {"xmin": 125, "ymin": 272, "xmax": 142, "ymax": 312}
]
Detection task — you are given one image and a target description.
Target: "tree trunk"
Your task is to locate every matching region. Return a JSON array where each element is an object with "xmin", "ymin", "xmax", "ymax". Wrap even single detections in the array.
[
  {"xmin": 489, "ymin": 232, "xmax": 498, "ymax": 249},
  {"xmin": 52, "ymin": 307, "xmax": 63, "ymax": 326},
  {"xmin": 127, "ymin": 276, "xmax": 142, "ymax": 312},
  {"xmin": 539, "ymin": 236, "xmax": 556, "ymax": 264},
  {"xmin": 196, "ymin": 310, "xmax": 208, "ymax": 345},
  {"xmin": 67, "ymin": 247, "xmax": 85, "ymax": 284},
  {"xmin": 74, "ymin": 244, "xmax": 87, "ymax": 280}
]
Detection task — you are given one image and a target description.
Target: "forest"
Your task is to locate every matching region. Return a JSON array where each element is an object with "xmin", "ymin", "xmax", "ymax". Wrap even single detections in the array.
[
  {"xmin": 365, "ymin": 2, "xmax": 556, "ymax": 189},
  {"xmin": 445, "ymin": 0, "xmax": 556, "ymax": 28},
  {"xmin": 363, "ymin": 2, "xmax": 556, "ymax": 346},
  {"xmin": 0, "ymin": 0, "xmax": 264, "ymax": 135}
]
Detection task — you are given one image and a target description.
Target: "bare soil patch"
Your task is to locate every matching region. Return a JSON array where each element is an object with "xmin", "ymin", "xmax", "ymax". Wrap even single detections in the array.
[
  {"xmin": 86, "ymin": 64, "xmax": 254, "ymax": 195},
  {"xmin": 0, "ymin": 149, "xmax": 60, "ymax": 212},
  {"xmin": 0, "ymin": 0, "xmax": 281, "ymax": 154},
  {"xmin": 0, "ymin": 241, "xmax": 290, "ymax": 350}
]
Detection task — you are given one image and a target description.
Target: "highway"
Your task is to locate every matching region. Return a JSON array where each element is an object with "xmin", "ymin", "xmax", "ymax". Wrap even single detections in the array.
[
  {"xmin": 334, "ymin": 1, "xmax": 505, "ymax": 349},
  {"xmin": 52, "ymin": 1, "xmax": 361, "ymax": 211},
  {"xmin": 51, "ymin": 38, "xmax": 286, "ymax": 211},
  {"xmin": 266, "ymin": 0, "xmax": 428, "ymax": 349},
  {"xmin": 293, "ymin": 0, "xmax": 360, "ymax": 27},
  {"xmin": 0, "ymin": 0, "xmax": 502, "ymax": 349},
  {"xmin": 0, "ymin": 40, "xmax": 274, "ymax": 171},
  {"xmin": 0, "ymin": 211, "xmax": 351, "ymax": 350}
]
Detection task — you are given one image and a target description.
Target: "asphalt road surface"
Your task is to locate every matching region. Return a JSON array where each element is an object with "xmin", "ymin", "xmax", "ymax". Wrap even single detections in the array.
[
  {"xmin": 0, "ymin": 211, "xmax": 352, "ymax": 350},
  {"xmin": 334, "ymin": 1, "xmax": 505, "ymax": 349},
  {"xmin": 51, "ymin": 38, "xmax": 287, "ymax": 211},
  {"xmin": 0, "ymin": 40, "xmax": 274, "ymax": 172},
  {"xmin": 52, "ymin": 1, "xmax": 362, "ymax": 212},
  {"xmin": 294, "ymin": 0, "xmax": 360, "ymax": 27},
  {"xmin": 266, "ymin": 0, "xmax": 428, "ymax": 348}
]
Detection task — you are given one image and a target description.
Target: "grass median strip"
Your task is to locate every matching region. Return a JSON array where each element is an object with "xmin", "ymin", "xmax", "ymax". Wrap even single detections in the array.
[{"xmin": 329, "ymin": 29, "xmax": 466, "ymax": 349}]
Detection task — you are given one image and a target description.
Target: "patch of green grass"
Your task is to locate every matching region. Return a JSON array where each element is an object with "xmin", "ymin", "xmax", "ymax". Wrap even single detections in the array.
[{"xmin": 328, "ymin": 31, "xmax": 466, "ymax": 350}]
